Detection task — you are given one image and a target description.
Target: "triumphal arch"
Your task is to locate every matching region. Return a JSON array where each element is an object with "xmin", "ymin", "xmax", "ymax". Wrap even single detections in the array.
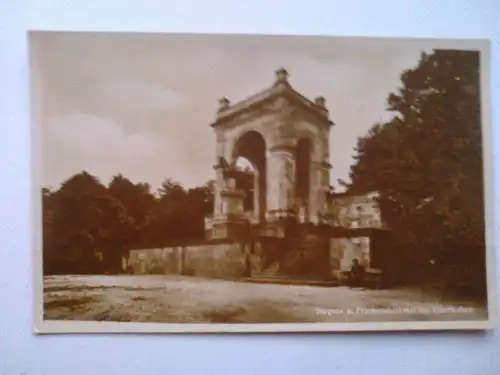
[
  {"xmin": 206, "ymin": 68, "xmax": 334, "ymax": 240},
  {"xmin": 130, "ymin": 68, "xmax": 388, "ymax": 283}
]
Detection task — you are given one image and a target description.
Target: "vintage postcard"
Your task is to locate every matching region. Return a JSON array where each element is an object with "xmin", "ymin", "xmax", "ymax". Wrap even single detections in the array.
[{"xmin": 30, "ymin": 31, "xmax": 496, "ymax": 333}]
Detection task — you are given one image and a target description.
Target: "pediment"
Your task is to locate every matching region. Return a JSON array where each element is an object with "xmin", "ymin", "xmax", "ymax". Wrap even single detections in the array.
[{"xmin": 211, "ymin": 76, "xmax": 332, "ymax": 129}]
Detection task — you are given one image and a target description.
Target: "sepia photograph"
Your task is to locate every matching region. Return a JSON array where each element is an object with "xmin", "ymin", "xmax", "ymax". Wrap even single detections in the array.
[{"xmin": 30, "ymin": 31, "xmax": 495, "ymax": 333}]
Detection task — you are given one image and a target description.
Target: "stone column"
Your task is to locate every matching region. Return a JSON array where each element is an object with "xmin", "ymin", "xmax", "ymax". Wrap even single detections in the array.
[
  {"xmin": 309, "ymin": 161, "xmax": 331, "ymax": 223},
  {"xmin": 212, "ymin": 166, "xmax": 225, "ymax": 218},
  {"xmin": 266, "ymin": 145, "xmax": 296, "ymax": 215},
  {"xmin": 308, "ymin": 162, "xmax": 320, "ymax": 223},
  {"xmin": 212, "ymin": 129, "xmax": 227, "ymax": 219},
  {"xmin": 319, "ymin": 161, "xmax": 331, "ymax": 217},
  {"xmin": 252, "ymin": 169, "xmax": 260, "ymax": 222}
]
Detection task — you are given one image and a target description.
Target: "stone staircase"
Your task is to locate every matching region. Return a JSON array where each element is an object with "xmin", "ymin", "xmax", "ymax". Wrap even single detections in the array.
[
  {"xmin": 251, "ymin": 261, "xmax": 279, "ymax": 279},
  {"xmin": 245, "ymin": 228, "xmax": 339, "ymax": 287}
]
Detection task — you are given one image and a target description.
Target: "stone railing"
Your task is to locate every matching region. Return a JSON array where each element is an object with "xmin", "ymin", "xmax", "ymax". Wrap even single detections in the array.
[
  {"xmin": 265, "ymin": 208, "xmax": 298, "ymax": 222},
  {"xmin": 337, "ymin": 216, "xmax": 384, "ymax": 229},
  {"xmin": 204, "ymin": 212, "xmax": 255, "ymax": 229},
  {"xmin": 317, "ymin": 212, "xmax": 339, "ymax": 227},
  {"xmin": 323, "ymin": 206, "xmax": 386, "ymax": 229}
]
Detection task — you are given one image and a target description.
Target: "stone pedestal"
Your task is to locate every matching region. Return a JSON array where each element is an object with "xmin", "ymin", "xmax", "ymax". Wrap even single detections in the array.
[
  {"xmin": 206, "ymin": 167, "xmax": 250, "ymax": 241},
  {"xmin": 207, "ymin": 215, "xmax": 250, "ymax": 241}
]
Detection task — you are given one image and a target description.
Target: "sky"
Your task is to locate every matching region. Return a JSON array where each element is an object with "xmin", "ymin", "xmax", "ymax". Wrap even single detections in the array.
[{"xmin": 34, "ymin": 32, "xmax": 430, "ymax": 191}]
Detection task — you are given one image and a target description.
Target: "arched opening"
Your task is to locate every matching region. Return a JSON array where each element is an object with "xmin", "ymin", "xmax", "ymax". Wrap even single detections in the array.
[
  {"xmin": 232, "ymin": 131, "xmax": 267, "ymax": 223},
  {"xmin": 295, "ymin": 138, "xmax": 312, "ymax": 218},
  {"xmin": 234, "ymin": 157, "xmax": 255, "ymax": 212}
]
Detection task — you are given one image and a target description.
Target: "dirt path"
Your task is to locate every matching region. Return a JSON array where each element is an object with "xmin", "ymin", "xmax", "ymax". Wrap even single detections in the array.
[{"xmin": 43, "ymin": 275, "xmax": 488, "ymax": 323}]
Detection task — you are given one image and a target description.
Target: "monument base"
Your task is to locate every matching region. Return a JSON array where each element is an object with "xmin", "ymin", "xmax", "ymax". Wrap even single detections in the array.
[{"xmin": 205, "ymin": 215, "xmax": 250, "ymax": 241}]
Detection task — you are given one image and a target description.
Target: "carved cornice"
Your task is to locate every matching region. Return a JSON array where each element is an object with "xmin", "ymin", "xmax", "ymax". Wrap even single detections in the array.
[
  {"xmin": 211, "ymin": 84, "xmax": 333, "ymax": 129},
  {"xmin": 280, "ymin": 89, "xmax": 334, "ymax": 126},
  {"xmin": 212, "ymin": 106, "xmax": 276, "ymax": 131}
]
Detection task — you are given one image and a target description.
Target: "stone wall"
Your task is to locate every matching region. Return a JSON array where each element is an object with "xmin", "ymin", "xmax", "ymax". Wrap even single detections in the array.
[
  {"xmin": 183, "ymin": 243, "xmax": 246, "ymax": 278},
  {"xmin": 329, "ymin": 236, "xmax": 371, "ymax": 278},
  {"xmin": 128, "ymin": 233, "xmax": 377, "ymax": 282},
  {"xmin": 329, "ymin": 192, "xmax": 382, "ymax": 229},
  {"xmin": 127, "ymin": 242, "xmax": 247, "ymax": 279},
  {"xmin": 128, "ymin": 247, "xmax": 183, "ymax": 275},
  {"xmin": 278, "ymin": 230, "xmax": 331, "ymax": 280}
]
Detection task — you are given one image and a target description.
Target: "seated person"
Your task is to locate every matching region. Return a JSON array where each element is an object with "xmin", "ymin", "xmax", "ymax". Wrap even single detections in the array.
[{"xmin": 347, "ymin": 258, "xmax": 365, "ymax": 286}]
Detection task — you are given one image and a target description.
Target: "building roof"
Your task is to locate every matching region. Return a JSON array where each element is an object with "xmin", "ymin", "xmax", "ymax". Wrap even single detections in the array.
[{"xmin": 210, "ymin": 68, "xmax": 334, "ymax": 128}]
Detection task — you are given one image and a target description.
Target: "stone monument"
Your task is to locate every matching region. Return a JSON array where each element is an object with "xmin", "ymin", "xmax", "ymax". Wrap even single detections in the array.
[
  {"xmin": 130, "ymin": 68, "xmax": 389, "ymax": 283},
  {"xmin": 206, "ymin": 68, "xmax": 334, "ymax": 240}
]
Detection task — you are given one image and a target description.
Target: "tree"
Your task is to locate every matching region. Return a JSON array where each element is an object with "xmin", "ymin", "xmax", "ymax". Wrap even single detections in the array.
[
  {"xmin": 90, "ymin": 194, "xmax": 136, "ymax": 273},
  {"xmin": 43, "ymin": 171, "xmax": 135, "ymax": 274},
  {"xmin": 42, "ymin": 188, "xmax": 58, "ymax": 274},
  {"xmin": 343, "ymin": 50, "xmax": 485, "ymax": 290},
  {"xmin": 184, "ymin": 180, "xmax": 215, "ymax": 239},
  {"xmin": 108, "ymin": 174, "xmax": 156, "ymax": 248},
  {"xmin": 145, "ymin": 178, "xmax": 187, "ymax": 245}
]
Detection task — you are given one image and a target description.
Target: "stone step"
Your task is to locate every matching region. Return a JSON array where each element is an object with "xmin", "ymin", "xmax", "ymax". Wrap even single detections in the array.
[
  {"xmin": 252, "ymin": 262, "xmax": 279, "ymax": 278},
  {"xmin": 254, "ymin": 270, "xmax": 278, "ymax": 275},
  {"xmin": 252, "ymin": 272, "xmax": 280, "ymax": 279},
  {"xmin": 244, "ymin": 277, "xmax": 340, "ymax": 288}
]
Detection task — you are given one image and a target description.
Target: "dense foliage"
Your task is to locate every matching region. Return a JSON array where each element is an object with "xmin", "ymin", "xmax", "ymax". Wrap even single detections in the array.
[
  {"xmin": 340, "ymin": 49, "xmax": 486, "ymax": 290},
  {"xmin": 42, "ymin": 172, "xmax": 215, "ymax": 275}
]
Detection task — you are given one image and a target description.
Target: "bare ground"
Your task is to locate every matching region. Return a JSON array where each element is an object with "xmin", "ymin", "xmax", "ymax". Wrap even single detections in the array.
[{"xmin": 43, "ymin": 275, "xmax": 488, "ymax": 323}]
